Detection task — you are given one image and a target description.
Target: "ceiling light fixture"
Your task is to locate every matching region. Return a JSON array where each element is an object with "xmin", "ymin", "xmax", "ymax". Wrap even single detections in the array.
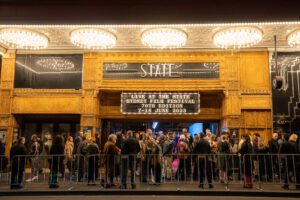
[
  {"xmin": 141, "ymin": 28, "xmax": 187, "ymax": 49},
  {"xmin": 213, "ymin": 27, "xmax": 263, "ymax": 49},
  {"xmin": 0, "ymin": 28, "xmax": 48, "ymax": 49},
  {"xmin": 70, "ymin": 28, "xmax": 116, "ymax": 49},
  {"xmin": 287, "ymin": 29, "xmax": 300, "ymax": 47}
]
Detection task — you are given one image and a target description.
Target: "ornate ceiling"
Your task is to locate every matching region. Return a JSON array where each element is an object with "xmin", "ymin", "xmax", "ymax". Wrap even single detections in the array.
[{"xmin": 1, "ymin": 23, "xmax": 300, "ymax": 51}]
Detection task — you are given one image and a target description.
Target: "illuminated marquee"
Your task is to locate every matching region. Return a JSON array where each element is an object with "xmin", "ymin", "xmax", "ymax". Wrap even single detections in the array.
[
  {"xmin": 121, "ymin": 92, "xmax": 200, "ymax": 115},
  {"xmin": 103, "ymin": 62, "xmax": 219, "ymax": 79}
]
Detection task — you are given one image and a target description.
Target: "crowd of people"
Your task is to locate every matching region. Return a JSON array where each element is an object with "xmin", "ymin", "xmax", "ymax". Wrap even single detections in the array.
[{"xmin": 1, "ymin": 128, "xmax": 300, "ymax": 190}]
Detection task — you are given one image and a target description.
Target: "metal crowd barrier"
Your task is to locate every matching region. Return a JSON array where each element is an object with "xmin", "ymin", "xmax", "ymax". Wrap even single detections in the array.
[
  {"xmin": 0, "ymin": 155, "xmax": 9, "ymax": 184},
  {"xmin": 1, "ymin": 153, "xmax": 299, "ymax": 189},
  {"xmin": 243, "ymin": 153, "xmax": 300, "ymax": 189}
]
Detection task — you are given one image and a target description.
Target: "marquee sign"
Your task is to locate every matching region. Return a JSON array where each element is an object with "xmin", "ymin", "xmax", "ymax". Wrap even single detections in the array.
[
  {"xmin": 103, "ymin": 62, "xmax": 219, "ymax": 79},
  {"xmin": 121, "ymin": 92, "xmax": 200, "ymax": 115}
]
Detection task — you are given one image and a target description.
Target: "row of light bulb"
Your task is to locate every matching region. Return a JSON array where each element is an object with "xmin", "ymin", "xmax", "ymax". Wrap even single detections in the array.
[{"xmin": 0, "ymin": 27, "xmax": 300, "ymax": 50}]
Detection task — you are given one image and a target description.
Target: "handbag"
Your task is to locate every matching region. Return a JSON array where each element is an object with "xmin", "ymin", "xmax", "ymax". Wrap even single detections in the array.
[{"xmin": 172, "ymin": 158, "xmax": 180, "ymax": 173}]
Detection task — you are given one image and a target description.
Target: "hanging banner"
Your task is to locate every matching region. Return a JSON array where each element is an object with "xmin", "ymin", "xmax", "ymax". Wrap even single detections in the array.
[
  {"xmin": 121, "ymin": 92, "xmax": 200, "ymax": 115},
  {"xmin": 103, "ymin": 62, "xmax": 219, "ymax": 79}
]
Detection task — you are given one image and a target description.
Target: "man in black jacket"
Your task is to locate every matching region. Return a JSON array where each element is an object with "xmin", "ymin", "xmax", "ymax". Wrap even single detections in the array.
[
  {"xmin": 193, "ymin": 132, "xmax": 213, "ymax": 189},
  {"xmin": 279, "ymin": 134, "xmax": 297, "ymax": 190},
  {"xmin": 268, "ymin": 132, "xmax": 279, "ymax": 178},
  {"xmin": 10, "ymin": 137, "xmax": 27, "ymax": 189},
  {"xmin": 120, "ymin": 130, "xmax": 140, "ymax": 189}
]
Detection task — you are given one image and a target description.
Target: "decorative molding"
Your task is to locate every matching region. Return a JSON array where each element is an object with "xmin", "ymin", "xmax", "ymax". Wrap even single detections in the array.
[
  {"xmin": 13, "ymin": 89, "xmax": 82, "ymax": 96},
  {"xmin": 241, "ymin": 89, "xmax": 270, "ymax": 95}
]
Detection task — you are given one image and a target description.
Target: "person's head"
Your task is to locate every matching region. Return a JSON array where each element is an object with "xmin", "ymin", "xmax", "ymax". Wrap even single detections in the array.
[
  {"xmin": 126, "ymin": 130, "xmax": 133, "ymax": 138},
  {"xmin": 182, "ymin": 128, "xmax": 188, "ymax": 134},
  {"xmin": 205, "ymin": 129, "xmax": 212, "ymax": 137},
  {"xmin": 139, "ymin": 132, "xmax": 145, "ymax": 140},
  {"xmin": 67, "ymin": 136, "xmax": 73, "ymax": 143},
  {"xmin": 53, "ymin": 135, "xmax": 64, "ymax": 145},
  {"xmin": 211, "ymin": 134, "xmax": 217, "ymax": 141},
  {"xmin": 116, "ymin": 132, "xmax": 123, "ymax": 141},
  {"xmin": 179, "ymin": 134, "xmax": 186, "ymax": 141},
  {"xmin": 86, "ymin": 136, "xmax": 93, "ymax": 144},
  {"xmin": 282, "ymin": 133, "xmax": 289, "ymax": 141},
  {"xmin": 200, "ymin": 132, "xmax": 205, "ymax": 139},
  {"xmin": 231, "ymin": 133, "xmax": 237, "ymax": 139},
  {"xmin": 194, "ymin": 135, "xmax": 200, "ymax": 143},
  {"xmin": 18, "ymin": 137, "xmax": 25, "ymax": 144},
  {"xmin": 221, "ymin": 134, "xmax": 227, "ymax": 142},
  {"xmin": 186, "ymin": 132, "xmax": 191, "ymax": 139},
  {"xmin": 168, "ymin": 132, "xmax": 174, "ymax": 140},
  {"xmin": 242, "ymin": 133, "xmax": 249, "ymax": 140},
  {"xmin": 272, "ymin": 132, "xmax": 278, "ymax": 140},
  {"xmin": 253, "ymin": 132, "xmax": 260, "ymax": 139},
  {"xmin": 289, "ymin": 134, "xmax": 298, "ymax": 142},
  {"xmin": 146, "ymin": 128, "xmax": 152, "ymax": 136},
  {"xmin": 135, "ymin": 132, "xmax": 140, "ymax": 139},
  {"xmin": 31, "ymin": 134, "xmax": 38, "ymax": 142},
  {"xmin": 108, "ymin": 134, "xmax": 117, "ymax": 144},
  {"xmin": 244, "ymin": 134, "xmax": 251, "ymax": 142},
  {"xmin": 77, "ymin": 131, "xmax": 83, "ymax": 138}
]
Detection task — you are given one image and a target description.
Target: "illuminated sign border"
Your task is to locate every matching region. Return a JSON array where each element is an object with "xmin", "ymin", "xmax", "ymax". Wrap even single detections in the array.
[
  {"xmin": 103, "ymin": 62, "xmax": 220, "ymax": 79},
  {"xmin": 121, "ymin": 92, "xmax": 200, "ymax": 115}
]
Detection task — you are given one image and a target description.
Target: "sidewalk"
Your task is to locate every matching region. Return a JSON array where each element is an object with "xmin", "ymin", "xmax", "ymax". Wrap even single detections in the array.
[{"xmin": 1, "ymin": 182, "xmax": 300, "ymax": 197}]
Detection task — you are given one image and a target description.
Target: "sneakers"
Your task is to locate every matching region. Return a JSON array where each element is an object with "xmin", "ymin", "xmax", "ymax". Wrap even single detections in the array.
[{"xmin": 26, "ymin": 175, "xmax": 38, "ymax": 182}]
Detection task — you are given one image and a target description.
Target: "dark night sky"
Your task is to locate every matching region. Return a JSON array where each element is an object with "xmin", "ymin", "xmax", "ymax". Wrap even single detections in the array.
[{"xmin": 0, "ymin": 0, "xmax": 300, "ymax": 24}]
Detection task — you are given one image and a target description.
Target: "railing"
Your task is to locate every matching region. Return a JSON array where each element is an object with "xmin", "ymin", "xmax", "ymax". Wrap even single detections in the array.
[{"xmin": 0, "ymin": 153, "xmax": 299, "ymax": 189}]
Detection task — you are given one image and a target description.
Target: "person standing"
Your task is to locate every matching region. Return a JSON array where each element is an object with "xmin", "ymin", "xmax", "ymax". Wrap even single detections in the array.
[
  {"xmin": 268, "ymin": 132, "xmax": 279, "ymax": 178},
  {"xmin": 27, "ymin": 134, "xmax": 42, "ymax": 182},
  {"xmin": 162, "ymin": 133, "xmax": 175, "ymax": 180},
  {"xmin": 10, "ymin": 137, "xmax": 27, "ymax": 189},
  {"xmin": 288, "ymin": 134, "xmax": 300, "ymax": 189},
  {"xmin": 239, "ymin": 134, "xmax": 253, "ymax": 188},
  {"xmin": 77, "ymin": 135, "xmax": 87, "ymax": 182},
  {"xmin": 120, "ymin": 130, "xmax": 140, "ymax": 189},
  {"xmin": 64, "ymin": 136, "xmax": 74, "ymax": 177},
  {"xmin": 176, "ymin": 134, "xmax": 189, "ymax": 181},
  {"xmin": 148, "ymin": 138, "xmax": 162, "ymax": 184},
  {"xmin": 280, "ymin": 134, "xmax": 299, "ymax": 190},
  {"xmin": 218, "ymin": 134, "xmax": 230, "ymax": 183},
  {"xmin": 73, "ymin": 131, "xmax": 83, "ymax": 173},
  {"xmin": 0, "ymin": 141, "xmax": 8, "ymax": 173},
  {"xmin": 48, "ymin": 135, "xmax": 64, "ymax": 188},
  {"xmin": 86, "ymin": 137, "xmax": 100, "ymax": 185},
  {"xmin": 43, "ymin": 132, "xmax": 52, "ymax": 155},
  {"xmin": 193, "ymin": 133, "xmax": 213, "ymax": 189},
  {"xmin": 103, "ymin": 134, "xmax": 120, "ymax": 187}
]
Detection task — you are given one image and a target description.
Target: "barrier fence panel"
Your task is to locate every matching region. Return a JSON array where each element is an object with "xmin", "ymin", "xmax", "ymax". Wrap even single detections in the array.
[
  {"xmin": 1, "ymin": 153, "xmax": 299, "ymax": 190},
  {"xmin": 243, "ymin": 154, "xmax": 300, "ymax": 189}
]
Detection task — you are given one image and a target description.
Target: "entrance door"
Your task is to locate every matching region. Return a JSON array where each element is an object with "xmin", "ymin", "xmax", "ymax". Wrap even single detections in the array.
[
  {"xmin": 101, "ymin": 119, "xmax": 220, "ymax": 144},
  {"xmin": 15, "ymin": 114, "xmax": 80, "ymax": 150}
]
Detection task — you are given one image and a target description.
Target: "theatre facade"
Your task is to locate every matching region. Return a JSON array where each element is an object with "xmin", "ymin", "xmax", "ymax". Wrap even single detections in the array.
[
  {"xmin": 1, "ymin": 18, "xmax": 300, "ymax": 155},
  {"xmin": 0, "ymin": 48, "xmax": 272, "ymax": 153}
]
